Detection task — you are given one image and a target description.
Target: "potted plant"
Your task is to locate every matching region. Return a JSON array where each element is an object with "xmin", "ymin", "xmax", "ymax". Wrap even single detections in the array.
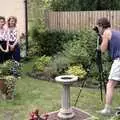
[{"xmin": 0, "ymin": 60, "xmax": 22, "ymax": 99}]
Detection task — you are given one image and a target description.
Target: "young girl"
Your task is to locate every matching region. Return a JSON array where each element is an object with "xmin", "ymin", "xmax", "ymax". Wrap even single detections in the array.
[
  {"xmin": 7, "ymin": 16, "xmax": 20, "ymax": 62},
  {"xmin": 0, "ymin": 16, "xmax": 9, "ymax": 63}
]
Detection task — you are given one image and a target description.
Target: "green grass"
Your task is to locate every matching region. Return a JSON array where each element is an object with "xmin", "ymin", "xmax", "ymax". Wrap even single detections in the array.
[{"xmin": 0, "ymin": 58, "xmax": 120, "ymax": 120}]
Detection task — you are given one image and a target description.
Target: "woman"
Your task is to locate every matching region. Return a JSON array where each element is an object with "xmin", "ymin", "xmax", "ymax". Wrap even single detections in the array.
[
  {"xmin": 0, "ymin": 16, "xmax": 9, "ymax": 63},
  {"xmin": 7, "ymin": 16, "xmax": 20, "ymax": 62}
]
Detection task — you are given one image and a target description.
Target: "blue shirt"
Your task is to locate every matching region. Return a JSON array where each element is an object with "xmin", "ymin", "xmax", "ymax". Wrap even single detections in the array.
[{"xmin": 108, "ymin": 31, "xmax": 120, "ymax": 60}]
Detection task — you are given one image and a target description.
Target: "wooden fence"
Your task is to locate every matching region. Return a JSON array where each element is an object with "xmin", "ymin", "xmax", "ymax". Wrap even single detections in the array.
[{"xmin": 45, "ymin": 10, "xmax": 120, "ymax": 31}]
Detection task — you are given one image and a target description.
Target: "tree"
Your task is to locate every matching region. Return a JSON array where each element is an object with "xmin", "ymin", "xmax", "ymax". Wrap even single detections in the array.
[{"xmin": 50, "ymin": 0, "xmax": 120, "ymax": 11}]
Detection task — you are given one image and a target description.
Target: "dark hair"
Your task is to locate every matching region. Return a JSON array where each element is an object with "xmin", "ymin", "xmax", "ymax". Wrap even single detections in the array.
[
  {"xmin": 0, "ymin": 16, "xmax": 5, "ymax": 21},
  {"xmin": 97, "ymin": 17, "xmax": 111, "ymax": 28},
  {"xmin": 7, "ymin": 16, "xmax": 17, "ymax": 27}
]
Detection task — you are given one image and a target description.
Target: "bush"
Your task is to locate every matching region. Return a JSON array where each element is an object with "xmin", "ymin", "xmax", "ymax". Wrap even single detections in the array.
[
  {"xmin": 62, "ymin": 29, "xmax": 97, "ymax": 66},
  {"xmin": 46, "ymin": 53, "xmax": 71, "ymax": 75},
  {"xmin": 29, "ymin": 27, "xmax": 78, "ymax": 56},
  {"xmin": 46, "ymin": 29, "xmax": 111, "ymax": 84},
  {"xmin": 33, "ymin": 55, "xmax": 51, "ymax": 72},
  {"xmin": 4, "ymin": 76, "xmax": 16, "ymax": 99},
  {"xmin": 0, "ymin": 60, "xmax": 22, "ymax": 77},
  {"xmin": 66, "ymin": 65, "xmax": 87, "ymax": 79},
  {"xmin": 30, "ymin": 29, "xmax": 111, "ymax": 85}
]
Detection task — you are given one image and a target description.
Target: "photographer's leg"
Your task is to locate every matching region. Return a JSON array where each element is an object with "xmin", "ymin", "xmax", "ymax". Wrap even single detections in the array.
[
  {"xmin": 106, "ymin": 80, "xmax": 118, "ymax": 105},
  {"xmin": 98, "ymin": 80, "xmax": 117, "ymax": 115}
]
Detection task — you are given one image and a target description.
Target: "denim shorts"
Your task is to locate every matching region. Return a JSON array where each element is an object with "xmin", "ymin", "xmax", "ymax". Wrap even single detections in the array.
[{"xmin": 108, "ymin": 58, "xmax": 120, "ymax": 81}]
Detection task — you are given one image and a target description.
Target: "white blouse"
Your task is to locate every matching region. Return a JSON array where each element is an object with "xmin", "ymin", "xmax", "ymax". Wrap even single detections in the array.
[
  {"xmin": 0, "ymin": 28, "xmax": 7, "ymax": 41},
  {"xmin": 7, "ymin": 28, "xmax": 17, "ymax": 42}
]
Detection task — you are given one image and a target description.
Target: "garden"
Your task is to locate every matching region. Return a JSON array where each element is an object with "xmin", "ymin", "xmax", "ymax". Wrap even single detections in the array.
[
  {"xmin": 0, "ymin": 27, "xmax": 120, "ymax": 120},
  {"xmin": 1, "ymin": 0, "xmax": 120, "ymax": 120}
]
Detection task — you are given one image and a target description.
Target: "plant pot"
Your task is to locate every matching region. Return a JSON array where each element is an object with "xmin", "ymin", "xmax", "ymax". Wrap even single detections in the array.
[{"xmin": 0, "ymin": 79, "xmax": 7, "ymax": 94}]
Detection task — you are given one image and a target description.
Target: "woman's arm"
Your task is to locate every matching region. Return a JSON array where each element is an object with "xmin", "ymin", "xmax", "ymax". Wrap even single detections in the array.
[{"xmin": 0, "ymin": 45, "xmax": 8, "ymax": 52}]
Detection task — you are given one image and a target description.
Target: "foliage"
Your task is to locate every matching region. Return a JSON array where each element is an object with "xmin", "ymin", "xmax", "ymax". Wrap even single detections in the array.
[
  {"xmin": 29, "ymin": 109, "xmax": 49, "ymax": 120},
  {"xmin": 62, "ymin": 29, "xmax": 112, "ymax": 83},
  {"xmin": 28, "ymin": 17, "xmax": 47, "ymax": 56},
  {"xmin": 0, "ymin": 60, "xmax": 22, "ymax": 99},
  {"xmin": 30, "ymin": 28, "xmax": 111, "ymax": 84},
  {"xmin": 46, "ymin": 54, "xmax": 71, "ymax": 76},
  {"xmin": 50, "ymin": 0, "xmax": 120, "ymax": 11},
  {"xmin": 28, "ymin": 0, "xmax": 51, "ymax": 11},
  {"xmin": 20, "ymin": 36, "xmax": 26, "ymax": 58},
  {"xmin": 28, "ymin": 0, "xmax": 49, "ymax": 57},
  {"xmin": 28, "ymin": 0, "xmax": 51, "ymax": 25},
  {"xmin": 30, "ymin": 28, "xmax": 75, "ymax": 56},
  {"xmin": 4, "ymin": 76, "xmax": 16, "ymax": 99},
  {"xmin": 66, "ymin": 65, "xmax": 87, "ymax": 79},
  {"xmin": 0, "ymin": 58, "xmax": 118, "ymax": 120},
  {"xmin": 110, "ymin": 115, "xmax": 120, "ymax": 120},
  {"xmin": 62, "ymin": 29, "xmax": 97, "ymax": 66},
  {"xmin": 42, "ymin": 29, "xmax": 111, "ymax": 84},
  {"xmin": 33, "ymin": 56, "xmax": 51, "ymax": 72},
  {"xmin": 0, "ymin": 60, "xmax": 22, "ymax": 77}
]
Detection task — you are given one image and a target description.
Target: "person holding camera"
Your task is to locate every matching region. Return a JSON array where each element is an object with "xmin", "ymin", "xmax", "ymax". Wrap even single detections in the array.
[{"xmin": 96, "ymin": 17, "xmax": 120, "ymax": 115}]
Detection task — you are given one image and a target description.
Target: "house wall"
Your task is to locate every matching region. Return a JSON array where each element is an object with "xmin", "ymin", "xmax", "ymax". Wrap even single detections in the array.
[{"xmin": 0, "ymin": 0, "xmax": 25, "ymax": 34}]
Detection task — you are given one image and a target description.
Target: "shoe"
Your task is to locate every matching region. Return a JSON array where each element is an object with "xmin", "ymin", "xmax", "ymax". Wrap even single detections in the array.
[{"xmin": 97, "ymin": 108, "xmax": 112, "ymax": 115}]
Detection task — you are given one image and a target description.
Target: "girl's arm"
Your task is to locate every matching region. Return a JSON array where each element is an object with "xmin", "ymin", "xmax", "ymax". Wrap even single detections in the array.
[
  {"xmin": 4, "ymin": 40, "xmax": 9, "ymax": 52},
  {"xmin": 0, "ymin": 41, "xmax": 9, "ymax": 52},
  {"xmin": 0, "ymin": 45, "xmax": 7, "ymax": 52}
]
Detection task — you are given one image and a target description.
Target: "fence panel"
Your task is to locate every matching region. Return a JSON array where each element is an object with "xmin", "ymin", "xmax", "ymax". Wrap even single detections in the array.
[{"xmin": 45, "ymin": 11, "xmax": 120, "ymax": 31}]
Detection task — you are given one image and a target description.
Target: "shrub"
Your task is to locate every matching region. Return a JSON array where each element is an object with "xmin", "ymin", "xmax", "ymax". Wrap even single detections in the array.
[
  {"xmin": 4, "ymin": 76, "xmax": 16, "ymax": 99},
  {"xmin": 0, "ymin": 60, "xmax": 22, "ymax": 78},
  {"xmin": 62, "ymin": 29, "xmax": 111, "ymax": 83},
  {"xmin": 66, "ymin": 65, "xmax": 87, "ymax": 79},
  {"xmin": 29, "ymin": 27, "xmax": 78, "ymax": 56},
  {"xmin": 46, "ymin": 29, "xmax": 111, "ymax": 84},
  {"xmin": 62, "ymin": 29, "xmax": 97, "ymax": 66},
  {"xmin": 0, "ymin": 60, "xmax": 21, "ymax": 99},
  {"xmin": 47, "ymin": 53, "xmax": 71, "ymax": 75},
  {"xmin": 33, "ymin": 55, "xmax": 51, "ymax": 72},
  {"xmin": 30, "ymin": 28, "xmax": 111, "ymax": 85}
]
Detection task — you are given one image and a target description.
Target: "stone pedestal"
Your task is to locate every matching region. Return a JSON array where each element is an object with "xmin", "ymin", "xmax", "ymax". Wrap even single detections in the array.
[{"xmin": 55, "ymin": 75, "xmax": 78, "ymax": 119}]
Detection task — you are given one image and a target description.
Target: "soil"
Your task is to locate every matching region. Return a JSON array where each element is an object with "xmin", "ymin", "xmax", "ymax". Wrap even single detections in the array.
[{"xmin": 46, "ymin": 108, "xmax": 91, "ymax": 120}]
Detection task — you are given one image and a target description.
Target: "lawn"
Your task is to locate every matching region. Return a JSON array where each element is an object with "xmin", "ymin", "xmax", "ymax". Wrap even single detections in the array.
[{"xmin": 0, "ymin": 58, "xmax": 120, "ymax": 120}]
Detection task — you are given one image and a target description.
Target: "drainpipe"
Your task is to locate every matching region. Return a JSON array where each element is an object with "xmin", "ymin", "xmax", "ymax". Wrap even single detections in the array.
[{"xmin": 24, "ymin": 0, "xmax": 28, "ymax": 56}]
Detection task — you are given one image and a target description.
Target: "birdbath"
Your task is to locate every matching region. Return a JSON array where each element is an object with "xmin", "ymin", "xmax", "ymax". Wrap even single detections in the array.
[{"xmin": 55, "ymin": 75, "xmax": 78, "ymax": 119}]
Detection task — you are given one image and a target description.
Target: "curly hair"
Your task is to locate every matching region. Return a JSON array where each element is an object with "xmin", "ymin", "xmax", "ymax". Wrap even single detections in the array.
[
  {"xmin": 7, "ymin": 16, "xmax": 17, "ymax": 27},
  {"xmin": 97, "ymin": 17, "xmax": 111, "ymax": 28}
]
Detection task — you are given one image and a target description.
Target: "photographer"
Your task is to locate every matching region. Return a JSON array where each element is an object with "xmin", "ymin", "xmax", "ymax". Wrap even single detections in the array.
[{"xmin": 96, "ymin": 17, "xmax": 120, "ymax": 115}]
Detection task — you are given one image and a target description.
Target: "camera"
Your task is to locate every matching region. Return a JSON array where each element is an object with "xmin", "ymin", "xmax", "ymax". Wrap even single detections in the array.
[
  {"xmin": 93, "ymin": 26, "xmax": 99, "ymax": 34},
  {"xmin": 93, "ymin": 26, "xmax": 102, "ymax": 44}
]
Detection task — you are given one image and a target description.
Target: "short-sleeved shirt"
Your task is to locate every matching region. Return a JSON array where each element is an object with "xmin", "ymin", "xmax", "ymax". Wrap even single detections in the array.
[
  {"xmin": 0, "ymin": 28, "xmax": 7, "ymax": 41},
  {"xmin": 7, "ymin": 28, "xmax": 17, "ymax": 42}
]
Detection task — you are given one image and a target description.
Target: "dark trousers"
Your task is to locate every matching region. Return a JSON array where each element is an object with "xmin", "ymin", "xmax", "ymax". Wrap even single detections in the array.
[
  {"xmin": 0, "ymin": 41, "xmax": 7, "ymax": 63},
  {"xmin": 9, "ymin": 44, "xmax": 21, "ymax": 62},
  {"xmin": 0, "ymin": 51, "xmax": 4, "ymax": 63}
]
